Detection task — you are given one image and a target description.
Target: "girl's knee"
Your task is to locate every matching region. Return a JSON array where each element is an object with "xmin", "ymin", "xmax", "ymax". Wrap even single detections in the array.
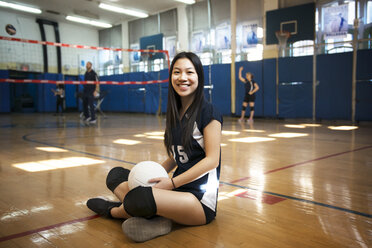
[{"xmin": 106, "ymin": 167, "xmax": 130, "ymax": 192}]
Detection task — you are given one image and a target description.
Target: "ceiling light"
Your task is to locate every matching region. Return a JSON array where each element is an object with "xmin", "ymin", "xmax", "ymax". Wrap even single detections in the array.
[
  {"xmin": 99, "ymin": 3, "xmax": 148, "ymax": 18},
  {"xmin": 0, "ymin": 1, "xmax": 41, "ymax": 14},
  {"xmin": 174, "ymin": 0, "xmax": 196, "ymax": 4},
  {"xmin": 66, "ymin": 16, "xmax": 112, "ymax": 28}
]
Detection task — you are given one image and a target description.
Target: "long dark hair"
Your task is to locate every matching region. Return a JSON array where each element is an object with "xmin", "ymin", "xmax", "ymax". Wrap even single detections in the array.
[{"xmin": 164, "ymin": 52, "xmax": 205, "ymax": 157}]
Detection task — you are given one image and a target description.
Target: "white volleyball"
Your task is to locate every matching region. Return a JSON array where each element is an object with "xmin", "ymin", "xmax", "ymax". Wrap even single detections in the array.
[{"xmin": 128, "ymin": 161, "xmax": 169, "ymax": 190}]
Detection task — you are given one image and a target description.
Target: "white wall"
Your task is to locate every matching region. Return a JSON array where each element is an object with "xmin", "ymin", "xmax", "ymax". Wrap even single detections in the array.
[
  {"xmin": 0, "ymin": 9, "xmax": 99, "ymax": 74},
  {"xmin": 0, "ymin": 10, "xmax": 43, "ymax": 71},
  {"xmin": 58, "ymin": 22, "xmax": 99, "ymax": 74}
]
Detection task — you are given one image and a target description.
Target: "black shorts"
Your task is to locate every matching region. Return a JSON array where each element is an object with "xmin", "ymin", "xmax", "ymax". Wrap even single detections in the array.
[
  {"xmin": 201, "ymin": 203, "xmax": 216, "ymax": 224},
  {"xmin": 244, "ymin": 93, "xmax": 256, "ymax": 103}
]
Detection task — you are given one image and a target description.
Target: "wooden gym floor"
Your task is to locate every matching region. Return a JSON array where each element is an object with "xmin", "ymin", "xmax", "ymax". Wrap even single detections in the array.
[{"xmin": 0, "ymin": 113, "xmax": 371, "ymax": 247}]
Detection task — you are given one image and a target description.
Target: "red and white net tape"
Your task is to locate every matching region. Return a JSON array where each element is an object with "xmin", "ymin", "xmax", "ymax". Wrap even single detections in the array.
[
  {"xmin": 0, "ymin": 35, "xmax": 171, "ymax": 85},
  {"xmin": 0, "ymin": 35, "xmax": 170, "ymax": 54},
  {"xmin": 0, "ymin": 79, "xmax": 168, "ymax": 85}
]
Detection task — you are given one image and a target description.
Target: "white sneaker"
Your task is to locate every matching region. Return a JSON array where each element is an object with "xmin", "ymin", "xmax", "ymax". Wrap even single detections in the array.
[
  {"xmin": 122, "ymin": 216, "xmax": 172, "ymax": 242},
  {"xmin": 89, "ymin": 119, "xmax": 96, "ymax": 124}
]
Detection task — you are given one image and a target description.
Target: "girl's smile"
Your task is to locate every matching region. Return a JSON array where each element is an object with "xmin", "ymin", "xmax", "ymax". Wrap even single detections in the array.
[{"xmin": 171, "ymin": 58, "xmax": 198, "ymax": 98}]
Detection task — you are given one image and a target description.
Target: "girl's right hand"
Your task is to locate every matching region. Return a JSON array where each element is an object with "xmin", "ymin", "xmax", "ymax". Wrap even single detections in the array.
[{"xmin": 149, "ymin": 177, "xmax": 173, "ymax": 190}]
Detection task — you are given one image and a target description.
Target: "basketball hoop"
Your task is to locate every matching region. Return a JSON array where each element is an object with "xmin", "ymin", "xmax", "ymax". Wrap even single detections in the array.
[
  {"xmin": 141, "ymin": 52, "xmax": 153, "ymax": 62},
  {"xmin": 275, "ymin": 31, "xmax": 290, "ymax": 57},
  {"xmin": 141, "ymin": 52, "xmax": 149, "ymax": 62}
]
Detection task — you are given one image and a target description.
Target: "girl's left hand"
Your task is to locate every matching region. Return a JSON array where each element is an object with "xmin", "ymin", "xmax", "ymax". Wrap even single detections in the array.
[{"xmin": 148, "ymin": 177, "xmax": 173, "ymax": 190}]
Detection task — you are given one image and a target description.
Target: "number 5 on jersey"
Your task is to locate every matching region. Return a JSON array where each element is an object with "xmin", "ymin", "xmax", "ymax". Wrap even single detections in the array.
[{"xmin": 172, "ymin": 145, "xmax": 189, "ymax": 163}]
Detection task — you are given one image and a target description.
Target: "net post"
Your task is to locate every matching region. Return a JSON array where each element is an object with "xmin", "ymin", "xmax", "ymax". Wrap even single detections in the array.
[{"xmin": 275, "ymin": 31, "xmax": 290, "ymax": 57}]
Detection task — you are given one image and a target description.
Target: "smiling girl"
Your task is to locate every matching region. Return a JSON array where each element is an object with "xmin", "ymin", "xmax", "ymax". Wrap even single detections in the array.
[{"xmin": 87, "ymin": 52, "xmax": 223, "ymax": 242}]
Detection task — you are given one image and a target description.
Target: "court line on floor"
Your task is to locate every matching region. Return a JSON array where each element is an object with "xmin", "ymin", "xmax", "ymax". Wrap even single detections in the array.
[
  {"xmin": 230, "ymin": 144, "xmax": 372, "ymax": 184},
  {"xmin": 220, "ymin": 181, "xmax": 371, "ymax": 218},
  {"xmin": 5, "ymin": 133, "xmax": 367, "ymax": 243},
  {"xmin": 0, "ymin": 215, "xmax": 99, "ymax": 242},
  {"xmin": 23, "ymin": 132, "xmax": 372, "ymax": 218}
]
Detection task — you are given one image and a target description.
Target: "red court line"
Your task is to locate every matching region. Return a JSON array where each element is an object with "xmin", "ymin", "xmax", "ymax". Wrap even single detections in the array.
[
  {"xmin": 235, "ymin": 190, "xmax": 286, "ymax": 205},
  {"xmin": 0, "ymin": 214, "xmax": 99, "ymax": 242},
  {"xmin": 231, "ymin": 145, "xmax": 372, "ymax": 183},
  {"xmin": 230, "ymin": 176, "xmax": 251, "ymax": 183}
]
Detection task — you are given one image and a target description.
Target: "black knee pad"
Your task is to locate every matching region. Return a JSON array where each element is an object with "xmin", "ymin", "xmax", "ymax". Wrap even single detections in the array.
[
  {"xmin": 250, "ymin": 106, "xmax": 255, "ymax": 112},
  {"xmin": 242, "ymin": 105, "xmax": 247, "ymax": 111},
  {"xmin": 106, "ymin": 167, "xmax": 130, "ymax": 192},
  {"xmin": 124, "ymin": 186, "xmax": 157, "ymax": 218}
]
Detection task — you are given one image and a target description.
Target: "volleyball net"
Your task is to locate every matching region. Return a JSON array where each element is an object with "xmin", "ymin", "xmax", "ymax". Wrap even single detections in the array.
[
  {"xmin": 0, "ymin": 35, "xmax": 171, "ymax": 114},
  {"xmin": 0, "ymin": 35, "xmax": 170, "ymax": 85}
]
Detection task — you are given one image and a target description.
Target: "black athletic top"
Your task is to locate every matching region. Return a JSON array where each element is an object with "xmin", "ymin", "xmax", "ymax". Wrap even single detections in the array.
[
  {"xmin": 243, "ymin": 79, "xmax": 257, "ymax": 95},
  {"xmin": 171, "ymin": 99, "xmax": 223, "ymax": 213},
  {"xmin": 84, "ymin": 69, "xmax": 99, "ymax": 94}
]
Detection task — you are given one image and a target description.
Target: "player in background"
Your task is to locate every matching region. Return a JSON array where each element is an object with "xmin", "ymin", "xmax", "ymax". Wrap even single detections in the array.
[{"xmin": 238, "ymin": 66, "xmax": 259, "ymax": 123}]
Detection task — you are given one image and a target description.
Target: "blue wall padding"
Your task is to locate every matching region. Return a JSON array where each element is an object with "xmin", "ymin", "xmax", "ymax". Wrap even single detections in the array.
[
  {"xmin": 357, "ymin": 49, "xmax": 372, "ymax": 79},
  {"xmin": 159, "ymin": 69, "xmax": 169, "ymax": 114},
  {"xmin": 203, "ymin": 66, "xmax": 212, "ymax": 102},
  {"xmin": 356, "ymin": 81, "xmax": 372, "ymax": 121},
  {"xmin": 235, "ymin": 61, "xmax": 263, "ymax": 117},
  {"xmin": 37, "ymin": 73, "xmax": 63, "ymax": 112},
  {"xmin": 100, "ymin": 74, "xmax": 130, "ymax": 112},
  {"xmin": 99, "ymin": 69, "xmax": 169, "ymax": 114},
  {"xmin": 278, "ymin": 56, "xmax": 313, "ymax": 82},
  {"xmin": 128, "ymin": 72, "xmax": 150, "ymax": 113},
  {"xmin": 356, "ymin": 49, "xmax": 372, "ymax": 120},
  {"xmin": 316, "ymin": 52, "xmax": 352, "ymax": 120},
  {"xmin": 278, "ymin": 56, "xmax": 313, "ymax": 118},
  {"xmin": 211, "ymin": 64, "xmax": 231, "ymax": 115},
  {"xmin": 262, "ymin": 59, "xmax": 276, "ymax": 117},
  {"xmin": 144, "ymin": 72, "xmax": 160, "ymax": 114},
  {"xmin": 161, "ymin": 84, "xmax": 169, "ymax": 114},
  {"xmin": 64, "ymin": 75, "xmax": 79, "ymax": 108},
  {"xmin": 2, "ymin": 50, "xmax": 372, "ymax": 121},
  {"xmin": 278, "ymin": 82, "xmax": 312, "ymax": 118},
  {"xmin": 0, "ymin": 70, "xmax": 10, "ymax": 112}
]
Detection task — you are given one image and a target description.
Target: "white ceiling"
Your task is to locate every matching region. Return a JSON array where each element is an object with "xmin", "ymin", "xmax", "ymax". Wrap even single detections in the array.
[{"xmin": 6, "ymin": 0, "xmax": 196, "ymax": 27}]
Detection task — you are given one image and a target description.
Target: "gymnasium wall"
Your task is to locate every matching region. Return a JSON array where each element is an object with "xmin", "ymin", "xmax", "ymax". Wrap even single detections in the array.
[
  {"xmin": 1, "ymin": 49, "xmax": 372, "ymax": 121},
  {"xmin": 0, "ymin": 9, "xmax": 99, "ymax": 74}
]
